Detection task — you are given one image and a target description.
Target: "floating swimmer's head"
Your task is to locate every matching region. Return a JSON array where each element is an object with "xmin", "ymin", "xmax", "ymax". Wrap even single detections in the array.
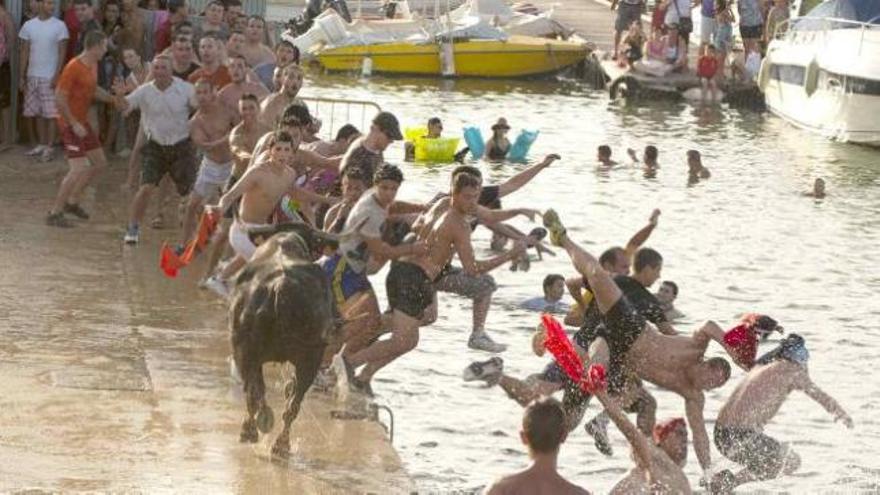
[
  {"xmin": 653, "ymin": 418, "xmax": 688, "ymax": 466},
  {"xmin": 694, "ymin": 357, "xmax": 731, "ymax": 390}
]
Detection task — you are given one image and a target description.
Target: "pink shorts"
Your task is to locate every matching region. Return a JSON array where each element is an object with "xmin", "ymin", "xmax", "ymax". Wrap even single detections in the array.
[{"xmin": 23, "ymin": 77, "xmax": 58, "ymax": 118}]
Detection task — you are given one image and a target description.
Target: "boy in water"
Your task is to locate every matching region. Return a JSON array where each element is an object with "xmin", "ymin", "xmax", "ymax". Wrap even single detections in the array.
[
  {"xmin": 597, "ymin": 145, "xmax": 618, "ymax": 167},
  {"xmin": 483, "ymin": 397, "xmax": 589, "ymax": 495},
  {"xmin": 656, "ymin": 280, "xmax": 684, "ymax": 320},
  {"xmin": 521, "ymin": 274, "xmax": 570, "ymax": 314}
]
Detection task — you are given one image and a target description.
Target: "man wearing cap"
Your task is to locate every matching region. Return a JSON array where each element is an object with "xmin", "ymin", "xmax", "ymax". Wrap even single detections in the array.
[{"xmin": 712, "ymin": 334, "xmax": 853, "ymax": 492}]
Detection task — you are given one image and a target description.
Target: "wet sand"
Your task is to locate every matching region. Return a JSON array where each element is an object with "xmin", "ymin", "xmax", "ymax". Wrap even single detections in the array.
[{"xmin": 0, "ymin": 150, "xmax": 412, "ymax": 493}]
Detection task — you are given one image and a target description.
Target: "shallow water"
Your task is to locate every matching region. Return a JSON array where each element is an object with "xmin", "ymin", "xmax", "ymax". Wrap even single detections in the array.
[{"xmin": 302, "ymin": 73, "xmax": 880, "ymax": 492}]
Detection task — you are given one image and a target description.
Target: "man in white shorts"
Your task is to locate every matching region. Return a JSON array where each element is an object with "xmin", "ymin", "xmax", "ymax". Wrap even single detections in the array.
[
  {"xmin": 18, "ymin": 0, "xmax": 69, "ymax": 162},
  {"xmin": 182, "ymin": 78, "xmax": 237, "ymax": 249}
]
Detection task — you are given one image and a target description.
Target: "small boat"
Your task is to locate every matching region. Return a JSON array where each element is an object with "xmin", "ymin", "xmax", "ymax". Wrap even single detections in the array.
[
  {"xmin": 760, "ymin": 0, "xmax": 880, "ymax": 145},
  {"xmin": 317, "ymin": 35, "xmax": 588, "ymax": 77}
]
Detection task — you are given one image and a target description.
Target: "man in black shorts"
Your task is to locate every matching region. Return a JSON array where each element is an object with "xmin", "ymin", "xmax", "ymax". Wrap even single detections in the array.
[
  {"xmin": 339, "ymin": 170, "xmax": 527, "ymax": 395},
  {"xmin": 711, "ymin": 335, "xmax": 853, "ymax": 492}
]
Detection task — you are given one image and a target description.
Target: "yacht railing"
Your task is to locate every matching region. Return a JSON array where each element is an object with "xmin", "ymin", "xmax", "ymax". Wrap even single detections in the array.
[
  {"xmin": 299, "ymin": 97, "xmax": 383, "ymax": 140},
  {"xmin": 773, "ymin": 16, "xmax": 880, "ymax": 55}
]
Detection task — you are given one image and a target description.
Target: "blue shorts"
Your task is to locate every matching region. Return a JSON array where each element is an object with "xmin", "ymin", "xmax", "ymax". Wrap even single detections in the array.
[
  {"xmin": 319, "ymin": 254, "xmax": 372, "ymax": 307},
  {"xmin": 540, "ymin": 362, "xmax": 566, "ymax": 384}
]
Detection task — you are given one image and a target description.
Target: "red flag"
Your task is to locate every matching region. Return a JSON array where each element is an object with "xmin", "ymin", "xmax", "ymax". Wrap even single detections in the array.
[{"xmin": 158, "ymin": 211, "xmax": 219, "ymax": 278}]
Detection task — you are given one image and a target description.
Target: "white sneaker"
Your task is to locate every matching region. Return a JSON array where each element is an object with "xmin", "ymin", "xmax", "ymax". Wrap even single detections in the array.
[
  {"xmin": 463, "ymin": 357, "xmax": 504, "ymax": 384},
  {"xmin": 468, "ymin": 331, "xmax": 508, "ymax": 353},
  {"xmin": 39, "ymin": 147, "xmax": 55, "ymax": 162},
  {"xmin": 204, "ymin": 275, "xmax": 230, "ymax": 299},
  {"xmin": 25, "ymin": 144, "xmax": 46, "ymax": 156}
]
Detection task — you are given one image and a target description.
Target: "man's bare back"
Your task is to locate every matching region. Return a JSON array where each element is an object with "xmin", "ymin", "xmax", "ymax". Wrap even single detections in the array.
[
  {"xmin": 403, "ymin": 204, "xmax": 469, "ymax": 280},
  {"xmin": 485, "ymin": 469, "xmax": 589, "ymax": 495},
  {"xmin": 627, "ymin": 325, "xmax": 711, "ymax": 396},
  {"xmin": 192, "ymin": 105, "xmax": 236, "ymax": 163},
  {"xmin": 260, "ymin": 94, "xmax": 304, "ymax": 128},
  {"xmin": 717, "ymin": 360, "xmax": 804, "ymax": 429},
  {"xmin": 611, "ymin": 447, "xmax": 690, "ymax": 495}
]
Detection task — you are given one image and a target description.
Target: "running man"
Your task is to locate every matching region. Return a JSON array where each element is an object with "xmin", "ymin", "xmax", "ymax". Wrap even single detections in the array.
[
  {"xmin": 339, "ymin": 170, "xmax": 527, "ymax": 394},
  {"xmin": 201, "ymin": 93, "xmax": 270, "ymax": 288},
  {"xmin": 483, "ymin": 397, "xmax": 589, "ymax": 495},
  {"xmin": 260, "ymin": 64, "xmax": 305, "ymax": 128},
  {"xmin": 711, "ymin": 334, "xmax": 853, "ymax": 492},
  {"xmin": 318, "ymin": 165, "xmax": 428, "ymax": 382},
  {"xmin": 46, "ymin": 30, "xmax": 114, "ymax": 227},
  {"xmin": 217, "ymin": 54, "xmax": 269, "ymax": 112},
  {"xmin": 207, "ymin": 130, "xmax": 300, "ymax": 263},
  {"xmin": 182, "ymin": 78, "xmax": 237, "ymax": 248},
  {"xmin": 542, "ymin": 208, "xmax": 739, "ymax": 480}
]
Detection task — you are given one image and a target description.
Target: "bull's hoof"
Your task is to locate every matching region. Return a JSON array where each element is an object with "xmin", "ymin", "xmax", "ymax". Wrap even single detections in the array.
[
  {"xmin": 240, "ymin": 420, "xmax": 258, "ymax": 443},
  {"xmin": 256, "ymin": 405, "xmax": 275, "ymax": 433},
  {"xmin": 271, "ymin": 439, "xmax": 290, "ymax": 459}
]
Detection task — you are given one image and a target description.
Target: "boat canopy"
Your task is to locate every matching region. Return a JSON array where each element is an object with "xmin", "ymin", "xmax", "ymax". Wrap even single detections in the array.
[{"xmin": 794, "ymin": 0, "xmax": 880, "ymax": 29}]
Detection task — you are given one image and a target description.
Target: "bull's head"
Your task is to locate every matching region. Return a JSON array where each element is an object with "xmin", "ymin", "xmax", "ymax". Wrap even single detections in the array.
[{"xmin": 248, "ymin": 222, "xmax": 355, "ymax": 262}]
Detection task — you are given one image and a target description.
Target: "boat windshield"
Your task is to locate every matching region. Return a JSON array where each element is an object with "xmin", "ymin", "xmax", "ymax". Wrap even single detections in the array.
[{"xmin": 794, "ymin": 0, "xmax": 880, "ymax": 29}]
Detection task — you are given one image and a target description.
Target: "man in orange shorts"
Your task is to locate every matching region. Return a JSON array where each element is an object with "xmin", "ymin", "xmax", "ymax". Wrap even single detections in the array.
[{"xmin": 46, "ymin": 30, "xmax": 116, "ymax": 227}]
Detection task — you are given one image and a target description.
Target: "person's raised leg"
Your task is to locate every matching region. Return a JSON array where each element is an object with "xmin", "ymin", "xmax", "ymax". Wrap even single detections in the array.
[
  {"xmin": 543, "ymin": 209, "xmax": 623, "ymax": 314},
  {"xmin": 68, "ymin": 147, "xmax": 108, "ymax": 208},
  {"xmin": 340, "ymin": 290, "xmax": 382, "ymax": 358},
  {"xmin": 350, "ymin": 309, "xmax": 420, "ymax": 385}
]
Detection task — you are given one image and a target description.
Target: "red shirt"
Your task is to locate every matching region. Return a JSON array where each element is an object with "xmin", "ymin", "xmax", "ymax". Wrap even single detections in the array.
[{"xmin": 697, "ymin": 55, "xmax": 719, "ymax": 79}]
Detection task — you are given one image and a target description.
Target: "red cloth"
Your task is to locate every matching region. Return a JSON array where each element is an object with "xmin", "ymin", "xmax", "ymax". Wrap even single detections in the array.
[
  {"xmin": 697, "ymin": 55, "xmax": 719, "ymax": 79},
  {"xmin": 723, "ymin": 323, "xmax": 758, "ymax": 368},
  {"xmin": 541, "ymin": 314, "xmax": 607, "ymax": 393},
  {"xmin": 159, "ymin": 211, "xmax": 219, "ymax": 277}
]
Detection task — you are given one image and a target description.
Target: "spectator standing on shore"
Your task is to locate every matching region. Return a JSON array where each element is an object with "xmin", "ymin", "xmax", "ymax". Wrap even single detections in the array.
[
  {"xmin": 714, "ymin": 0, "xmax": 734, "ymax": 80},
  {"xmin": 665, "ymin": 0, "xmax": 693, "ymax": 69},
  {"xmin": 188, "ymin": 34, "xmax": 232, "ymax": 89},
  {"xmin": 19, "ymin": 0, "xmax": 70, "ymax": 162},
  {"xmin": 0, "ymin": 0, "xmax": 14, "ymax": 152},
  {"xmin": 738, "ymin": 0, "xmax": 764, "ymax": 56},
  {"xmin": 610, "ymin": 0, "xmax": 645, "ymax": 61},
  {"xmin": 194, "ymin": 0, "xmax": 229, "ymax": 43},
  {"xmin": 764, "ymin": 0, "xmax": 789, "ymax": 45},
  {"xmin": 697, "ymin": 44, "xmax": 720, "ymax": 103},
  {"xmin": 699, "ymin": 0, "xmax": 716, "ymax": 47},
  {"xmin": 71, "ymin": 0, "xmax": 100, "ymax": 55}
]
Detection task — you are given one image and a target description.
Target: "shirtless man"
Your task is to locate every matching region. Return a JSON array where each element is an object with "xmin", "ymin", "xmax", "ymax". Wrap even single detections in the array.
[
  {"xmin": 208, "ymin": 130, "xmax": 298, "ymax": 262},
  {"xmin": 275, "ymin": 40, "xmax": 299, "ymax": 67},
  {"xmin": 340, "ymin": 170, "xmax": 527, "ymax": 393},
  {"xmin": 542, "ymin": 209, "xmax": 739, "ymax": 481},
  {"xmin": 628, "ymin": 145, "xmax": 660, "ymax": 177},
  {"xmin": 711, "ymin": 335, "xmax": 853, "ymax": 492},
  {"xmin": 225, "ymin": 30, "xmax": 245, "ymax": 58},
  {"xmin": 804, "ymin": 177, "xmax": 826, "ymax": 199},
  {"xmin": 218, "ymin": 54, "xmax": 269, "ymax": 112},
  {"xmin": 241, "ymin": 16, "xmax": 275, "ymax": 69},
  {"xmin": 182, "ymin": 78, "xmax": 237, "ymax": 246},
  {"xmin": 194, "ymin": 1, "xmax": 228, "ymax": 43},
  {"xmin": 597, "ymin": 145, "xmax": 618, "ymax": 167},
  {"xmin": 686, "ymin": 150, "xmax": 711, "ymax": 183},
  {"xmin": 260, "ymin": 64, "xmax": 305, "ymax": 129},
  {"xmin": 483, "ymin": 397, "xmax": 589, "ymax": 495}
]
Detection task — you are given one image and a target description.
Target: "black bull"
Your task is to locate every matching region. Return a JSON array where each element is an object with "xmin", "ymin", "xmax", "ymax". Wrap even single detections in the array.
[{"xmin": 229, "ymin": 223, "xmax": 340, "ymax": 457}]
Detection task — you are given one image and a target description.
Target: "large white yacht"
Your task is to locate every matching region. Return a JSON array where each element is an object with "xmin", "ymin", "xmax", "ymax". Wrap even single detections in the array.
[{"xmin": 760, "ymin": 0, "xmax": 880, "ymax": 145}]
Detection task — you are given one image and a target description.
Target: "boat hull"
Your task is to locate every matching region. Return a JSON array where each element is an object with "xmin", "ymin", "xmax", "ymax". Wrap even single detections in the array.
[{"xmin": 316, "ymin": 36, "xmax": 588, "ymax": 77}]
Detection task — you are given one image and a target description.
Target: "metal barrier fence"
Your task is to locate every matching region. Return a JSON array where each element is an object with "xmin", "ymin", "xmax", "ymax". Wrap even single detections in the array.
[{"xmin": 300, "ymin": 97, "xmax": 382, "ymax": 140}]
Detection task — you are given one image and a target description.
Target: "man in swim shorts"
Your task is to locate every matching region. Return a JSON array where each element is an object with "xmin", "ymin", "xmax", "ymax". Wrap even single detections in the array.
[
  {"xmin": 543, "ymin": 208, "xmax": 740, "ymax": 479},
  {"xmin": 339, "ymin": 169, "xmax": 527, "ymax": 394},
  {"xmin": 711, "ymin": 334, "xmax": 853, "ymax": 492}
]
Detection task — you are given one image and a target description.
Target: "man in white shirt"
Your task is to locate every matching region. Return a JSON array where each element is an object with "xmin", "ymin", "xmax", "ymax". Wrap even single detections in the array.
[
  {"xmin": 113, "ymin": 54, "xmax": 197, "ymax": 245},
  {"xmin": 18, "ymin": 0, "xmax": 69, "ymax": 162}
]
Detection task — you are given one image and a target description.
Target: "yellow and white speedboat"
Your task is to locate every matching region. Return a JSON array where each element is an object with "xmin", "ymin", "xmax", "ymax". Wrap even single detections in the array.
[{"xmin": 316, "ymin": 35, "xmax": 588, "ymax": 77}]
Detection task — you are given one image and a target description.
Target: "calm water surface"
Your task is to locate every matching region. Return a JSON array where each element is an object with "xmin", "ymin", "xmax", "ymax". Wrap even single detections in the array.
[{"xmin": 302, "ymin": 73, "xmax": 880, "ymax": 492}]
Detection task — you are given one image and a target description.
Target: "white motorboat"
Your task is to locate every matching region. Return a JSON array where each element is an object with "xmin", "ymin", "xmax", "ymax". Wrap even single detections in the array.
[{"xmin": 760, "ymin": 0, "xmax": 880, "ymax": 145}]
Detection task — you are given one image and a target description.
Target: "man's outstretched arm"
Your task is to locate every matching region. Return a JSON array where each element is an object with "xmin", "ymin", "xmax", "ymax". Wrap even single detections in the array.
[
  {"xmin": 798, "ymin": 371, "xmax": 854, "ymax": 428},
  {"xmin": 496, "ymin": 154, "xmax": 559, "ymax": 197},
  {"xmin": 685, "ymin": 393, "xmax": 712, "ymax": 472},
  {"xmin": 624, "ymin": 209, "xmax": 660, "ymax": 259}
]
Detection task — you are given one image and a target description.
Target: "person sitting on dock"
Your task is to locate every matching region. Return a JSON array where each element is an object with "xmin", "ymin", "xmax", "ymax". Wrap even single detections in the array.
[
  {"xmin": 687, "ymin": 150, "xmax": 711, "ymax": 182},
  {"xmin": 483, "ymin": 397, "xmax": 590, "ymax": 495},
  {"xmin": 597, "ymin": 145, "xmax": 618, "ymax": 167},
  {"xmin": 697, "ymin": 44, "xmax": 720, "ymax": 104},
  {"xmin": 485, "ymin": 118, "xmax": 512, "ymax": 161},
  {"xmin": 803, "ymin": 178, "xmax": 826, "ymax": 199}
]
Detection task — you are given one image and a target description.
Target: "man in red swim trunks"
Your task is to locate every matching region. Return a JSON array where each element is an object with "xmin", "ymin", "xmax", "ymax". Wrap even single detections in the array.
[{"xmin": 46, "ymin": 30, "xmax": 116, "ymax": 227}]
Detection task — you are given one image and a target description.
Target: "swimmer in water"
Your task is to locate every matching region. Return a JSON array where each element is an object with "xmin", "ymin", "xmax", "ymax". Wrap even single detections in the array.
[
  {"xmin": 803, "ymin": 178, "xmax": 826, "ymax": 199},
  {"xmin": 656, "ymin": 280, "xmax": 684, "ymax": 321},
  {"xmin": 520, "ymin": 274, "xmax": 571, "ymax": 314},
  {"xmin": 628, "ymin": 145, "xmax": 660, "ymax": 178},
  {"xmin": 711, "ymin": 334, "xmax": 853, "ymax": 492},
  {"xmin": 597, "ymin": 145, "xmax": 618, "ymax": 167},
  {"xmin": 483, "ymin": 397, "xmax": 590, "ymax": 495},
  {"xmin": 405, "ymin": 116, "xmax": 443, "ymax": 161},
  {"xmin": 485, "ymin": 118, "xmax": 512, "ymax": 161},
  {"xmin": 686, "ymin": 150, "xmax": 711, "ymax": 183}
]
